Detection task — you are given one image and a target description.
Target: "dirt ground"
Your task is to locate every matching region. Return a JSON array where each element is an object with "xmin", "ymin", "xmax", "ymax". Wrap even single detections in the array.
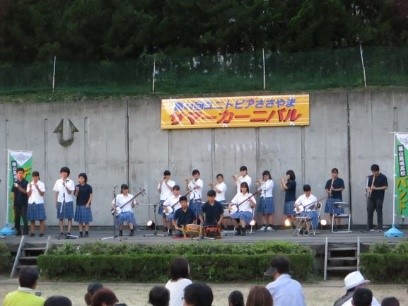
[{"xmin": 0, "ymin": 279, "xmax": 406, "ymax": 306}]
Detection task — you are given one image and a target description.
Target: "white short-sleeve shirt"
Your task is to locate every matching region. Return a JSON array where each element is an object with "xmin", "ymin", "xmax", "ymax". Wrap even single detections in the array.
[
  {"xmin": 27, "ymin": 181, "xmax": 45, "ymax": 204},
  {"xmin": 53, "ymin": 178, "xmax": 75, "ymax": 202}
]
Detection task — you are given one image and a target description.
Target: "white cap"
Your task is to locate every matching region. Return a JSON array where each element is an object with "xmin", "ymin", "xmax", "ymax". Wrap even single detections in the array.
[{"xmin": 344, "ymin": 271, "xmax": 370, "ymax": 290}]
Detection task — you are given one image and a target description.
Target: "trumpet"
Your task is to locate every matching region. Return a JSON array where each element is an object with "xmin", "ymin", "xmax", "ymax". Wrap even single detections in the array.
[{"xmin": 232, "ymin": 173, "xmax": 239, "ymax": 181}]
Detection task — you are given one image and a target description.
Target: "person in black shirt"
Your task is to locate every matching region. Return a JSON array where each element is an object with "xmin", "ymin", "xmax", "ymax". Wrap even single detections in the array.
[
  {"xmin": 200, "ymin": 190, "xmax": 224, "ymax": 226},
  {"xmin": 172, "ymin": 196, "xmax": 196, "ymax": 237},
  {"xmin": 74, "ymin": 173, "xmax": 93, "ymax": 238},
  {"xmin": 280, "ymin": 170, "xmax": 296, "ymax": 224},
  {"xmin": 324, "ymin": 168, "xmax": 345, "ymax": 227},
  {"xmin": 12, "ymin": 167, "xmax": 29, "ymax": 235},
  {"xmin": 366, "ymin": 164, "xmax": 388, "ymax": 232}
]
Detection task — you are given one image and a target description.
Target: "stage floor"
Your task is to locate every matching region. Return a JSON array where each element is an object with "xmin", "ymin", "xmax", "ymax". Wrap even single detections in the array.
[{"xmin": 2, "ymin": 226, "xmax": 407, "ymax": 251}]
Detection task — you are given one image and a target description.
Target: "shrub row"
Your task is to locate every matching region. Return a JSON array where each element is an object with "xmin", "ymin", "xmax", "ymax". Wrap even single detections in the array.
[
  {"xmin": 47, "ymin": 241, "xmax": 313, "ymax": 256},
  {"xmin": 359, "ymin": 241, "xmax": 408, "ymax": 283},
  {"xmin": 37, "ymin": 253, "xmax": 313, "ymax": 283},
  {"xmin": 0, "ymin": 242, "xmax": 12, "ymax": 274}
]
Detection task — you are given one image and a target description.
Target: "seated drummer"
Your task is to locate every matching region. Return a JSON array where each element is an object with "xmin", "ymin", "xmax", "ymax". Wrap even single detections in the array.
[
  {"xmin": 199, "ymin": 190, "xmax": 224, "ymax": 227},
  {"xmin": 294, "ymin": 184, "xmax": 319, "ymax": 235},
  {"xmin": 172, "ymin": 196, "xmax": 196, "ymax": 237}
]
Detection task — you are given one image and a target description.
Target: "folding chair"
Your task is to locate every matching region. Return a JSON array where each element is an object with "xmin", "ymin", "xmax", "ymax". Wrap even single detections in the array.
[
  {"xmin": 293, "ymin": 202, "xmax": 321, "ymax": 236},
  {"xmin": 331, "ymin": 202, "xmax": 352, "ymax": 233}
]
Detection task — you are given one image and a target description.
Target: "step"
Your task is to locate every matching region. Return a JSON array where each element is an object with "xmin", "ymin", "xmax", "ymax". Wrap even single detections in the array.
[
  {"xmin": 326, "ymin": 266, "xmax": 357, "ymax": 271},
  {"xmin": 329, "ymin": 247, "xmax": 357, "ymax": 251},
  {"xmin": 22, "ymin": 247, "xmax": 46, "ymax": 252},
  {"xmin": 19, "ymin": 256, "xmax": 39, "ymax": 261},
  {"xmin": 328, "ymin": 256, "xmax": 357, "ymax": 261},
  {"xmin": 16, "ymin": 264, "xmax": 38, "ymax": 270}
]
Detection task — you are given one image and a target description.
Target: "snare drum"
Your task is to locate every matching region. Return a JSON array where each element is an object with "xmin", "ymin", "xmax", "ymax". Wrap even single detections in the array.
[
  {"xmin": 183, "ymin": 224, "xmax": 201, "ymax": 237},
  {"xmin": 204, "ymin": 226, "xmax": 221, "ymax": 239}
]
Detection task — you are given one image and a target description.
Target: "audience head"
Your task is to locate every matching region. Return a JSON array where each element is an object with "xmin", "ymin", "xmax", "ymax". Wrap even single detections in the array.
[
  {"xmin": 264, "ymin": 256, "xmax": 290, "ymax": 279},
  {"xmin": 228, "ymin": 290, "xmax": 244, "ymax": 306},
  {"xmin": 352, "ymin": 288, "xmax": 372, "ymax": 306},
  {"xmin": 91, "ymin": 288, "xmax": 119, "ymax": 306},
  {"xmin": 85, "ymin": 282, "xmax": 103, "ymax": 305},
  {"xmin": 344, "ymin": 271, "xmax": 370, "ymax": 291},
  {"xmin": 44, "ymin": 296, "xmax": 72, "ymax": 306},
  {"xmin": 183, "ymin": 282, "xmax": 213, "ymax": 306},
  {"xmin": 19, "ymin": 267, "xmax": 39, "ymax": 289},
  {"xmin": 169, "ymin": 257, "xmax": 190, "ymax": 281},
  {"xmin": 381, "ymin": 297, "xmax": 400, "ymax": 306},
  {"xmin": 246, "ymin": 285, "xmax": 273, "ymax": 306},
  {"xmin": 148, "ymin": 285, "xmax": 170, "ymax": 306}
]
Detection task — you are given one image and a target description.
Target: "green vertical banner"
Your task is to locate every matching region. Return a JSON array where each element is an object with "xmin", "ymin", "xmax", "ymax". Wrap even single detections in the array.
[
  {"xmin": 395, "ymin": 133, "xmax": 408, "ymax": 216},
  {"xmin": 7, "ymin": 150, "xmax": 33, "ymax": 225}
]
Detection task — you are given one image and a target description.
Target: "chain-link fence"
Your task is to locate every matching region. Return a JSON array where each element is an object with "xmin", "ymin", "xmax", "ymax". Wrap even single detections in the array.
[{"xmin": 0, "ymin": 46, "xmax": 406, "ymax": 95}]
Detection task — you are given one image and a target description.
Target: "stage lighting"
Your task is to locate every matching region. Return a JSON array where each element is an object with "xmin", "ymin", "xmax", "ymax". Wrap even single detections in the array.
[
  {"xmin": 284, "ymin": 218, "xmax": 292, "ymax": 227},
  {"xmin": 146, "ymin": 220, "xmax": 155, "ymax": 229},
  {"xmin": 249, "ymin": 219, "xmax": 256, "ymax": 226},
  {"xmin": 320, "ymin": 219, "xmax": 327, "ymax": 226}
]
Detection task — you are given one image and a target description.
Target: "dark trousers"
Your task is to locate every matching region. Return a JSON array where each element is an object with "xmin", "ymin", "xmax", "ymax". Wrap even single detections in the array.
[
  {"xmin": 367, "ymin": 197, "xmax": 383, "ymax": 230},
  {"xmin": 14, "ymin": 205, "xmax": 28, "ymax": 234}
]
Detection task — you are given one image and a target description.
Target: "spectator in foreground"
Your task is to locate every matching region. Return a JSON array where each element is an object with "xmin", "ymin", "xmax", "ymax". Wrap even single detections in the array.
[
  {"xmin": 264, "ymin": 256, "xmax": 306, "ymax": 306},
  {"xmin": 333, "ymin": 271, "xmax": 380, "ymax": 306},
  {"xmin": 381, "ymin": 297, "xmax": 400, "ymax": 306},
  {"xmin": 2, "ymin": 267, "xmax": 45, "ymax": 306},
  {"xmin": 246, "ymin": 285, "xmax": 273, "ymax": 306},
  {"xmin": 91, "ymin": 288, "xmax": 119, "ymax": 306},
  {"xmin": 229, "ymin": 290, "xmax": 245, "ymax": 306},
  {"xmin": 183, "ymin": 283, "xmax": 213, "ymax": 306},
  {"xmin": 165, "ymin": 257, "xmax": 192, "ymax": 306},
  {"xmin": 85, "ymin": 282, "xmax": 103, "ymax": 306},
  {"xmin": 352, "ymin": 288, "xmax": 372, "ymax": 306},
  {"xmin": 149, "ymin": 286, "xmax": 170, "ymax": 306},
  {"xmin": 44, "ymin": 295, "xmax": 72, "ymax": 306}
]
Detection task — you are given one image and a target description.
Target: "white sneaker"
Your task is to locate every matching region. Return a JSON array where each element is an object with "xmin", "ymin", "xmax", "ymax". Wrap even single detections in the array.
[
  {"xmin": 369, "ymin": 229, "xmax": 376, "ymax": 232},
  {"xmin": 267, "ymin": 226, "xmax": 273, "ymax": 231},
  {"xmin": 259, "ymin": 226, "xmax": 266, "ymax": 231}
]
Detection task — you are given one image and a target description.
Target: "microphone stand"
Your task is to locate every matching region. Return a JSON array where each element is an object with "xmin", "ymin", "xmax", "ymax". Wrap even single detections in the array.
[
  {"xmin": 143, "ymin": 203, "xmax": 166, "ymax": 238},
  {"xmin": 101, "ymin": 186, "xmax": 126, "ymax": 241}
]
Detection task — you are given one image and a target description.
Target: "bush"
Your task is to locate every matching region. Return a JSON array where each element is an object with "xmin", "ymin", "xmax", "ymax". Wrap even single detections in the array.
[
  {"xmin": 0, "ymin": 242, "xmax": 12, "ymax": 274},
  {"xmin": 39, "ymin": 241, "xmax": 314, "ymax": 282},
  {"xmin": 360, "ymin": 241, "xmax": 408, "ymax": 283}
]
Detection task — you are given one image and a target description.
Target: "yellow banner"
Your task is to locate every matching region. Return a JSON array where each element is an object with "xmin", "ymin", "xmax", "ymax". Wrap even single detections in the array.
[{"xmin": 161, "ymin": 94, "xmax": 309, "ymax": 129}]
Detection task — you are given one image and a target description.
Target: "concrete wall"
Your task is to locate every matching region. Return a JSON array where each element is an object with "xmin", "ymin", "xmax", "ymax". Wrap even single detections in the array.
[{"xmin": 1, "ymin": 89, "xmax": 407, "ymax": 228}]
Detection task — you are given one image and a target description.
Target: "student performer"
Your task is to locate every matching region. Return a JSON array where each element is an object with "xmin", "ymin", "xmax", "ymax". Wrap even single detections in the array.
[
  {"xmin": 257, "ymin": 170, "xmax": 275, "ymax": 232},
  {"xmin": 74, "ymin": 173, "xmax": 93, "ymax": 238},
  {"xmin": 111, "ymin": 184, "xmax": 137, "ymax": 236},
  {"xmin": 27, "ymin": 171, "xmax": 46, "ymax": 237},
  {"xmin": 157, "ymin": 170, "xmax": 176, "ymax": 231},
  {"xmin": 229, "ymin": 182, "xmax": 256, "ymax": 236},
  {"xmin": 53, "ymin": 166, "xmax": 75, "ymax": 237}
]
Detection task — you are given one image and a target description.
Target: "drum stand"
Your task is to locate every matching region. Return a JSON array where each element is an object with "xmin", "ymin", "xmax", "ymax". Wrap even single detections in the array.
[
  {"xmin": 101, "ymin": 187, "xmax": 127, "ymax": 241},
  {"xmin": 143, "ymin": 204, "xmax": 166, "ymax": 237}
]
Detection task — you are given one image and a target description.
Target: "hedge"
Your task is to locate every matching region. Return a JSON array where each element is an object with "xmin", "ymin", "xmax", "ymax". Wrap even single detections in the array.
[
  {"xmin": 359, "ymin": 241, "xmax": 408, "ymax": 283},
  {"xmin": 38, "ymin": 241, "xmax": 314, "ymax": 282},
  {"xmin": 38, "ymin": 253, "xmax": 313, "ymax": 282},
  {"xmin": 0, "ymin": 242, "xmax": 12, "ymax": 274}
]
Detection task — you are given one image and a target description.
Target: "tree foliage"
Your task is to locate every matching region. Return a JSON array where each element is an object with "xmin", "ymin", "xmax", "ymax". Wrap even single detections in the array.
[{"xmin": 0, "ymin": 0, "xmax": 406, "ymax": 62}]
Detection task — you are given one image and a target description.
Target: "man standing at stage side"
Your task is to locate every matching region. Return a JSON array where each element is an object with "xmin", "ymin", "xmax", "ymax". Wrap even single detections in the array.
[
  {"xmin": 12, "ymin": 167, "xmax": 29, "ymax": 236},
  {"xmin": 366, "ymin": 164, "xmax": 388, "ymax": 232},
  {"xmin": 157, "ymin": 170, "xmax": 176, "ymax": 231}
]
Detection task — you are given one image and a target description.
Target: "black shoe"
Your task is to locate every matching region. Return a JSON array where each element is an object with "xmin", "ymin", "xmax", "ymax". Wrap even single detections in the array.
[
  {"xmin": 129, "ymin": 229, "xmax": 134, "ymax": 236},
  {"xmin": 304, "ymin": 230, "xmax": 309, "ymax": 236},
  {"xmin": 39, "ymin": 233, "xmax": 44, "ymax": 237},
  {"xmin": 79, "ymin": 232, "xmax": 83, "ymax": 238},
  {"xmin": 241, "ymin": 228, "xmax": 246, "ymax": 236},
  {"xmin": 235, "ymin": 228, "xmax": 241, "ymax": 236},
  {"xmin": 84, "ymin": 231, "xmax": 89, "ymax": 237},
  {"xmin": 299, "ymin": 229, "xmax": 304, "ymax": 235},
  {"xmin": 119, "ymin": 230, "xmax": 123, "ymax": 236},
  {"xmin": 30, "ymin": 233, "xmax": 35, "ymax": 237}
]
